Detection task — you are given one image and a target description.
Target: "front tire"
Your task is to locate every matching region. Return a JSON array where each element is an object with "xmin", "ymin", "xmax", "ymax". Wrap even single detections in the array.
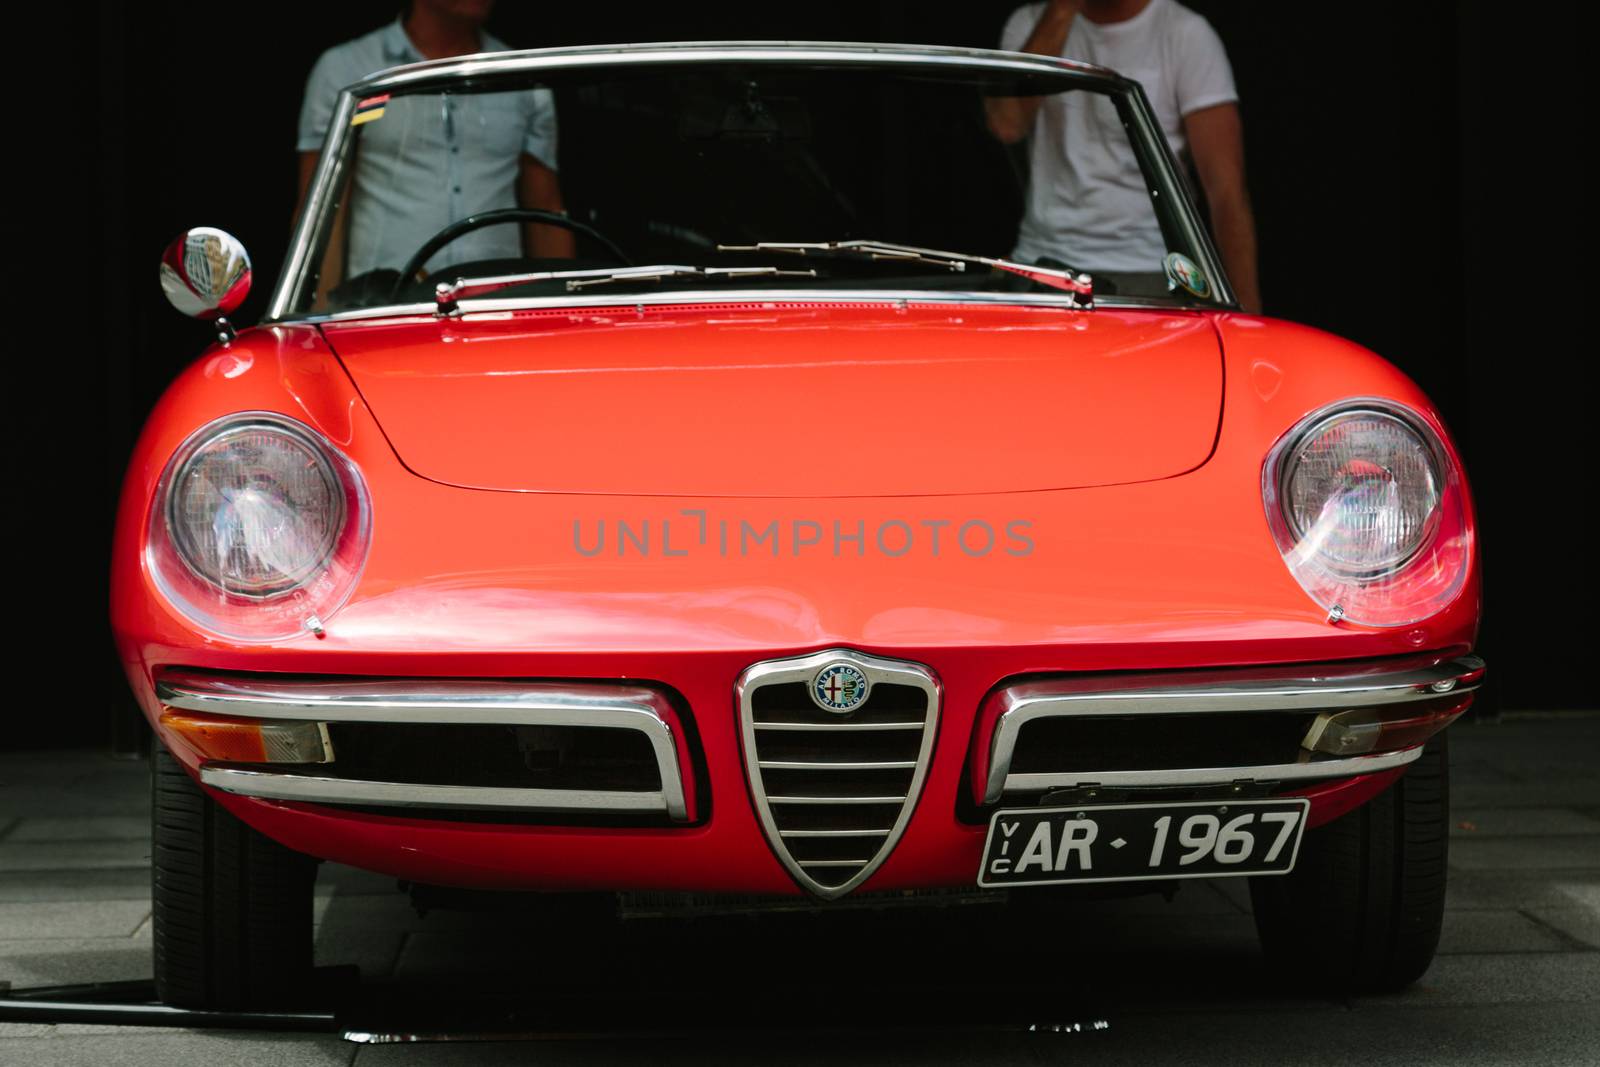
[
  {"xmin": 1249, "ymin": 734, "xmax": 1449, "ymax": 993},
  {"xmin": 151, "ymin": 745, "xmax": 316, "ymax": 1008}
]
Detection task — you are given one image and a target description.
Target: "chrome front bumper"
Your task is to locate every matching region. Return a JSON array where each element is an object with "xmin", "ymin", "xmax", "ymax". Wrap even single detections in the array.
[
  {"xmin": 979, "ymin": 654, "xmax": 1485, "ymax": 804},
  {"xmin": 156, "ymin": 672, "xmax": 693, "ymax": 821}
]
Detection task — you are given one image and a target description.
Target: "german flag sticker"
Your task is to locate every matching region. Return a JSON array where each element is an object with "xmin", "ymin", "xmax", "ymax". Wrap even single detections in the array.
[{"xmin": 352, "ymin": 94, "xmax": 390, "ymax": 126}]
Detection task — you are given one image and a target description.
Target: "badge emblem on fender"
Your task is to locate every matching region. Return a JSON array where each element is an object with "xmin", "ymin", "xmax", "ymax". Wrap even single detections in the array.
[
  {"xmin": 1163, "ymin": 251, "xmax": 1211, "ymax": 299},
  {"xmin": 810, "ymin": 662, "xmax": 871, "ymax": 713}
]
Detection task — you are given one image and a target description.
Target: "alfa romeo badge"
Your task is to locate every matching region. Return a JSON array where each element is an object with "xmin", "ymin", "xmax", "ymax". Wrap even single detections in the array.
[
  {"xmin": 810, "ymin": 662, "xmax": 871, "ymax": 713},
  {"xmin": 1163, "ymin": 251, "xmax": 1211, "ymax": 298}
]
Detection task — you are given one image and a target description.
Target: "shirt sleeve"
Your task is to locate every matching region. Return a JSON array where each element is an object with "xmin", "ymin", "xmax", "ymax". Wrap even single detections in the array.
[
  {"xmin": 1171, "ymin": 15, "xmax": 1238, "ymax": 117},
  {"xmin": 523, "ymin": 88, "xmax": 559, "ymax": 171},
  {"xmin": 1000, "ymin": 3, "xmax": 1043, "ymax": 53},
  {"xmin": 296, "ymin": 50, "xmax": 346, "ymax": 153}
]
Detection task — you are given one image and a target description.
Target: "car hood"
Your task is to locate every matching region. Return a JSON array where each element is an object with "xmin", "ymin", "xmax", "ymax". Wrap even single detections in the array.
[{"xmin": 319, "ymin": 303, "xmax": 1221, "ymax": 497}]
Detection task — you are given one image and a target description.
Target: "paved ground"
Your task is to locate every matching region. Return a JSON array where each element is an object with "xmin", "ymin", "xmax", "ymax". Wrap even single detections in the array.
[{"xmin": 1, "ymin": 713, "xmax": 1596, "ymax": 1065}]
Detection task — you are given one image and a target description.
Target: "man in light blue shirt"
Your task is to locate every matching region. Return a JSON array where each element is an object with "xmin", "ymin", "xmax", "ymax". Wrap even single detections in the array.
[{"xmin": 295, "ymin": 0, "xmax": 572, "ymax": 294}]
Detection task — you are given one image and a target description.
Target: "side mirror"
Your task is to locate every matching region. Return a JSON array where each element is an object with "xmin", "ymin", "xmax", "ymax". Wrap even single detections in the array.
[{"xmin": 160, "ymin": 228, "xmax": 252, "ymax": 343}]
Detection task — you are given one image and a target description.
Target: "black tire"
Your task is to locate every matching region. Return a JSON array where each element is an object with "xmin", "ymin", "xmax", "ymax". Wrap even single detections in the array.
[
  {"xmin": 151, "ymin": 745, "xmax": 317, "ymax": 1008},
  {"xmin": 1249, "ymin": 733, "xmax": 1449, "ymax": 993}
]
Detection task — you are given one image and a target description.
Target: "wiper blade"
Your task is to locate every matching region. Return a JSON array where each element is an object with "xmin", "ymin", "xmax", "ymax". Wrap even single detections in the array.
[
  {"xmin": 433, "ymin": 264, "xmax": 818, "ymax": 314},
  {"xmin": 717, "ymin": 240, "xmax": 1094, "ymax": 307}
]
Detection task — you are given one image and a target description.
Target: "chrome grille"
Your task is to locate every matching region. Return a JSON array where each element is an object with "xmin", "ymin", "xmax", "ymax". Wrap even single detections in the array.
[{"xmin": 738, "ymin": 650, "xmax": 940, "ymax": 899}]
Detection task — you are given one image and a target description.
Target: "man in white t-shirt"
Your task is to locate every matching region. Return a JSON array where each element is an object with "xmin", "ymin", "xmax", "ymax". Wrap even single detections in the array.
[{"xmin": 988, "ymin": 0, "xmax": 1261, "ymax": 312}]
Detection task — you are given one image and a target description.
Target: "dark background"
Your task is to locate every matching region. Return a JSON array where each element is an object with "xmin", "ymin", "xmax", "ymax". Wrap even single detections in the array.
[{"xmin": 18, "ymin": 2, "xmax": 1583, "ymax": 748}]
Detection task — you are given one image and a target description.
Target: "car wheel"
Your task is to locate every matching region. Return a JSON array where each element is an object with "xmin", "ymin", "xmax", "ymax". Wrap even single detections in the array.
[
  {"xmin": 151, "ymin": 744, "xmax": 316, "ymax": 1008},
  {"xmin": 1249, "ymin": 733, "xmax": 1449, "ymax": 993}
]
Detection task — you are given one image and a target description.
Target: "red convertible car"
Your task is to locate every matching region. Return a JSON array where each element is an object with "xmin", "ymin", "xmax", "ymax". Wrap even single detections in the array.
[{"xmin": 115, "ymin": 43, "xmax": 1482, "ymax": 1009}]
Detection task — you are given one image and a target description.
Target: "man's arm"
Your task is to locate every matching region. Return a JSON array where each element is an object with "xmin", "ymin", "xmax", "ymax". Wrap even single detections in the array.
[
  {"xmin": 986, "ymin": 0, "xmax": 1081, "ymax": 144},
  {"xmin": 517, "ymin": 155, "xmax": 576, "ymax": 259},
  {"xmin": 1183, "ymin": 102, "xmax": 1261, "ymax": 314}
]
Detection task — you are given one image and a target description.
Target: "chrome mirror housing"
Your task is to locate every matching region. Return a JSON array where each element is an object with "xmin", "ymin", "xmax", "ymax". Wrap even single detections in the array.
[{"xmin": 159, "ymin": 228, "xmax": 252, "ymax": 343}]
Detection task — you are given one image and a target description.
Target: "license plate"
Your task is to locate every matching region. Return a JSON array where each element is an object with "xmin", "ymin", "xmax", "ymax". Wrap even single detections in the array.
[{"xmin": 977, "ymin": 798, "xmax": 1309, "ymax": 888}]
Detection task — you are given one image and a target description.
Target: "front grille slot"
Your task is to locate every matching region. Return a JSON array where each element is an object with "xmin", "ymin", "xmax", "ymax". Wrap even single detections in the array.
[
  {"xmin": 752, "ymin": 725, "xmax": 926, "ymax": 763},
  {"xmin": 740, "ymin": 654, "xmax": 940, "ymax": 899},
  {"xmin": 753, "ymin": 682, "xmax": 927, "ymax": 727},
  {"xmin": 321, "ymin": 722, "xmax": 663, "ymax": 791},
  {"xmin": 1009, "ymin": 712, "xmax": 1319, "ymax": 775},
  {"xmin": 762, "ymin": 766, "xmax": 914, "ymax": 799},
  {"xmin": 767, "ymin": 802, "xmax": 905, "ymax": 834}
]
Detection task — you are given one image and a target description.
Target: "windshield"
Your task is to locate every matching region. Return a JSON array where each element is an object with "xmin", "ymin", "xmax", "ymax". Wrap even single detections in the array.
[{"xmin": 283, "ymin": 51, "xmax": 1228, "ymax": 317}]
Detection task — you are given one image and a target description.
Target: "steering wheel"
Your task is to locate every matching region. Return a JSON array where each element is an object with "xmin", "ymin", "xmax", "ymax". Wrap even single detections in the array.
[{"xmin": 394, "ymin": 208, "xmax": 632, "ymax": 296}]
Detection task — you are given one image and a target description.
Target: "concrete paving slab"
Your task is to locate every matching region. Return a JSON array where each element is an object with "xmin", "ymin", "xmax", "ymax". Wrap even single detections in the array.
[
  {"xmin": 1450, "ymin": 806, "xmax": 1600, "ymax": 836},
  {"xmin": 318, "ymin": 864, "xmax": 402, "ymax": 897},
  {"xmin": 0, "ymin": 901, "xmax": 149, "ymax": 940},
  {"xmin": 2, "ymin": 1031, "xmax": 353, "ymax": 1067},
  {"xmin": 1525, "ymin": 905, "xmax": 1600, "ymax": 949},
  {"xmin": 0, "ymin": 867, "xmax": 150, "ymax": 903},
  {"xmin": 1452, "ymin": 782, "xmax": 1600, "ymax": 808},
  {"xmin": 1446, "ymin": 868, "xmax": 1600, "ymax": 911},
  {"xmin": 0, "ymin": 841, "xmax": 150, "ymax": 872},
  {"xmin": 1449, "ymin": 835, "xmax": 1600, "ymax": 870},
  {"xmin": 1435, "ymin": 909, "xmax": 1571, "ymax": 954},
  {"xmin": 6, "ymin": 816, "xmax": 149, "ymax": 843},
  {"xmin": 1357, "ymin": 952, "xmax": 1600, "ymax": 1007},
  {"xmin": 316, "ymin": 892, "xmax": 423, "ymax": 933},
  {"xmin": 45, "ymin": 1023, "xmax": 188, "ymax": 1036},
  {"xmin": 0, "ymin": 757, "xmax": 148, "ymax": 821},
  {"xmin": 0, "ymin": 936, "xmax": 152, "ymax": 986},
  {"xmin": 315, "ymin": 928, "xmax": 407, "ymax": 980}
]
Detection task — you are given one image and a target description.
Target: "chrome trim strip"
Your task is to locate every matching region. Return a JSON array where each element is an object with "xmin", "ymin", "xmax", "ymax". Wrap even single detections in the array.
[
  {"xmin": 757, "ymin": 760, "xmax": 919, "ymax": 771},
  {"xmin": 270, "ymin": 90, "xmax": 357, "ymax": 321},
  {"xmin": 159, "ymin": 672, "xmax": 690, "ymax": 821},
  {"xmin": 754, "ymin": 721, "xmax": 924, "ymax": 732},
  {"xmin": 738, "ymin": 648, "xmax": 940, "ymax": 900},
  {"xmin": 1000, "ymin": 746, "xmax": 1424, "ymax": 794},
  {"xmin": 982, "ymin": 655, "xmax": 1484, "ymax": 804},
  {"xmin": 349, "ymin": 41, "xmax": 1123, "ymax": 99},
  {"xmin": 272, "ymin": 288, "xmax": 1188, "ymax": 328},
  {"xmin": 199, "ymin": 766, "xmax": 672, "ymax": 814},
  {"xmin": 798, "ymin": 860, "xmax": 868, "ymax": 869},
  {"xmin": 765, "ymin": 795, "xmax": 909, "ymax": 805},
  {"xmin": 779, "ymin": 829, "xmax": 893, "ymax": 838},
  {"xmin": 1117, "ymin": 78, "xmax": 1235, "ymax": 307}
]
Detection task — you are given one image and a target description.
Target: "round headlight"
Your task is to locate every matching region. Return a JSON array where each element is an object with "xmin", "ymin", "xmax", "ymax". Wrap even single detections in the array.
[
  {"xmin": 1264, "ymin": 400, "xmax": 1470, "ymax": 627},
  {"xmin": 1280, "ymin": 410, "xmax": 1441, "ymax": 578},
  {"xmin": 148, "ymin": 413, "xmax": 370, "ymax": 640},
  {"xmin": 167, "ymin": 421, "xmax": 346, "ymax": 597}
]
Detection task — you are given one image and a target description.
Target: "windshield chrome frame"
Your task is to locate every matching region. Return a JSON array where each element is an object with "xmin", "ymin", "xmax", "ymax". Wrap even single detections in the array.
[{"xmin": 267, "ymin": 41, "xmax": 1236, "ymax": 322}]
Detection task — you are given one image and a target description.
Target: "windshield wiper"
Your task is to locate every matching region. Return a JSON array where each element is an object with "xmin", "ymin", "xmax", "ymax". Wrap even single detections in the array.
[
  {"xmin": 716, "ymin": 240, "xmax": 1094, "ymax": 307},
  {"xmin": 433, "ymin": 264, "xmax": 818, "ymax": 314},
  {"xmin": 432, "ymin": 241, "xmax": 1092, "ymax": 314}
]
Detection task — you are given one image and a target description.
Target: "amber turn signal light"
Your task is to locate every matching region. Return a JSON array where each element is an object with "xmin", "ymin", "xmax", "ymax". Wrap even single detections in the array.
[
  {"xmin": 1300, "ymin": 693, "xmax": 1474, "ymax": 757},
  {"xmin": 158, "ymin": 710, "xmax": 334, "ymax": 764}
]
